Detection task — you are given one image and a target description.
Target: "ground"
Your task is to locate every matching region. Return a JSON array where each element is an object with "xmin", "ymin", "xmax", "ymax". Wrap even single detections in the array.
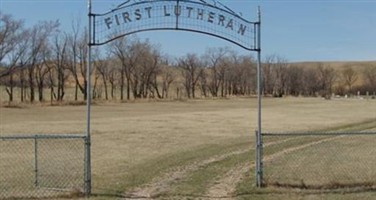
[{"xmin": 0, "ymin": 97, "xmax": 376, "ymax": 199}]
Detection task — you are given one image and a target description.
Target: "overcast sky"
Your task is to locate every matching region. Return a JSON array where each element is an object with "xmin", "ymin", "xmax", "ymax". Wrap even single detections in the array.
[{"xmin": 1, "ymin": 0, "xmax": 376, "ymax": 62}]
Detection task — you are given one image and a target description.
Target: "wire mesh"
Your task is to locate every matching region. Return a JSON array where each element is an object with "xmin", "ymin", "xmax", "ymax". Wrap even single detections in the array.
[
  {"xmin": 0, "ymin": 135, "xmax": 85, "ymax": 199},
  {"xmin": 262, "ymin": 133, "xmax": 376, "ymax": 190},
  {"xmin": 92, "ymin": 0, "xmax": 256, "ymax": 50}
]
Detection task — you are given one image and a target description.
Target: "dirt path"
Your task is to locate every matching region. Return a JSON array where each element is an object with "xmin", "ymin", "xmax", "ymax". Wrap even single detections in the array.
[
  {"xmin": 125, "ymin": 138, "xmax": 296, "ymax": 199},
  {"xmin": 206, "ymin": 162, "xmax": 250, "ymax": 199},
  {"xmin": 126, "ymin": 148, "xmax": 250, "ymax": 198},
  {"xmin": 205, "ymin": 136, "xmax": 343, "ymax": 199}
]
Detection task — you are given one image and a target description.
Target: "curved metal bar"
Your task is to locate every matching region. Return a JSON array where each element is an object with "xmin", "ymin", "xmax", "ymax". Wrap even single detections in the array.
[
  {"xmin": 95, "ymin": 0, "xmax": 254, "ymax": 24},
  {"xmin": 91, "ymin": 0, "xmax": 257, "ymax": 50},
  {"xmin": 262, "ymin": 132, "xmax": 376, "ymax": 136},
  {"xmin": 92, "ymin": 27, "xmax": 255, "ymax": 51}
]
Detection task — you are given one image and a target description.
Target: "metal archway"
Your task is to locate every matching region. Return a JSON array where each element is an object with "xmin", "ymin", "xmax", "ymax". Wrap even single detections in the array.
[{"xmin": 84, "ymin": 0, "xmax": 262, "ymax": 195}]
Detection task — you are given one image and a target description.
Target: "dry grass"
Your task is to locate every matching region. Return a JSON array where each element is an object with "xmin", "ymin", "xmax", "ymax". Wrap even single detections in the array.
[
  {"xmin": 1, "ymin": 97, "xmax": 376, "ymax": 199},
  {"xmin": 263, "ymin": 135, "xmax": 376, "ymax": 187}
]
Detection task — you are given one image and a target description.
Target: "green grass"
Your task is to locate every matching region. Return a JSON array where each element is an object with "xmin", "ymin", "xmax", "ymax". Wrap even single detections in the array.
[
  {"xmin": 319, "ymin": 118, "xmax": 376, "ymax": 132},
  {"xmin": 135, "ymin": 120, "xmax": 376, "ymax": 198},
  {"xmin": 235, "ymin": 121, "xmax": 376, "ymax": 199},
  {"xmin": 92, "ymin": 137, "xmax": 252, "ymax": 194},
  {"xmin": 51, "ymin": 120, "xmax": 376, "ymax": 199},
  {"xmin": 164, "ymin": 151, "xmax": 253, "ymax": 197}
]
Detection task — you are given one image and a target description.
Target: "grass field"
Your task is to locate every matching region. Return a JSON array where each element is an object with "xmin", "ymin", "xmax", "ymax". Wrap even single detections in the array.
[{"xmin": 0, "ymin": 97, "xmax": 376, "ymax": 199}]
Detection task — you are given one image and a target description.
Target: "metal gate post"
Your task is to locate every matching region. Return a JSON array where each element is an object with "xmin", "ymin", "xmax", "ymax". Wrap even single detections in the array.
[
  {"xmin": 255, "ymin": 130, "xmax": 260, "ymax": 186},
  {"xmin": 255, "ymin": 6, "xmax": 263, "ymax": 187},
  {"xmin": 85, "ymin": 0, "xmax": 92, "ymax": 196},
  {"xmin": 84, "ymin": 136, "xmax": 91, "ymax": 195},
  {"xmin": 255, "ymin": 130, "xmax": 263, "ymax": 187},
  {"xmin": 34, "ymin": 136, "xmax": 38, "ymax": 187}
]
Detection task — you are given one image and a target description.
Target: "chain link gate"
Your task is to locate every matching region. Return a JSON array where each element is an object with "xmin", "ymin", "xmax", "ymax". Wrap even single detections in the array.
[
  {"xmin": 0, "ymin": 135, "xmax": 87, "ymax": 199},
  {"xmin": 258, "ymin": 132, "xmax": 376, "ymax": 190}
]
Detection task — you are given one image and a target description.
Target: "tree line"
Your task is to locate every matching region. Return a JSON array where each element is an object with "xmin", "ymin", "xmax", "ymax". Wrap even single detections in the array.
[
  {"xmin": 1, "ymin": 12, "xmax": 375, "ymax": 103},
  {"xmin": 262, "ymin": 56, "xmax": 376, "ymax": 98}
]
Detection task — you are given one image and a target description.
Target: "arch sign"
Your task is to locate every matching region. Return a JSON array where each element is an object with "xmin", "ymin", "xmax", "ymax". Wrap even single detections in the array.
[
  {"xmin": 90, "ymin": 0, "xmax": 260, "ymax": 51},
  {"xmin": 84, "ymin": 0, "xmax": 262, "ymax": 196}
]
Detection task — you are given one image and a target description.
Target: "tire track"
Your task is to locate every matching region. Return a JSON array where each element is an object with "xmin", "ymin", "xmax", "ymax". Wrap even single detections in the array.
[
  {"xmin": 127, "ymin": 148, "xmax": 250, "ymax": 198},
  {"xmin": 205, "ymin": 136, "xmax": 343, "ymax": 199},
  {"xmin": 126, "ymin": 138, "xmax": 295, "ymax": 199}
]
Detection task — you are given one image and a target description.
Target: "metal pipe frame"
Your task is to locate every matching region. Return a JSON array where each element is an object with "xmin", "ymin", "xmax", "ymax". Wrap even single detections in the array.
[
  {"xmin": 85, "ymin": 0, "xmax": 92, "ymax": 196},
  {"xmin": 255, "ymin": 6, "xmax": 263, "ymax": 188}
]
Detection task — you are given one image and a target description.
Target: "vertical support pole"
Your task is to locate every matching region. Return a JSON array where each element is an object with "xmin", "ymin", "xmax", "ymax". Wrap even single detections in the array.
[
  {"xmin": 34, "ymin": 136, "xmax": 38, "ymax": 187},
  {"xmin": 85, "ymin": 0, "xmax": 92, "ymax": 196},
  {"xmin": 175, "ymin": 0, "xmax": 180, "ymax": 29},
  {"xmin": 255, "ymin": 130, "xmax": 259, "ymax": 186},
  {"xmin": 255, "ymin": 6, "xmax": 263, "ymax": 188}
]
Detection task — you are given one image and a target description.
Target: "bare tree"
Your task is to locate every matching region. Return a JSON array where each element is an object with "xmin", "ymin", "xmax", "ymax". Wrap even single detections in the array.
[
  {"xmin": 92, "ymin": 69, "xmax": 101, "ymax": 99},
  {"xmin": 272, "ymin": 56, "xmax": 288, "ymax": 97},
  {"xmin": 342, "ymin": 66, "xmax": 358, "ymax": 94},
  {"xmin": 316, "ymin": 63, "xmax": 336, "ymax": 97},
  {"xmin": 133, "ymin": 42, "xmax": 161, "ymax": 99},
  {"xmin": 67, "ymin": 19, "xmax": 81, "ymax": 101},
  {"xmin": 285, "ymin": 65, "xmax": 304, "ymax": 96},
  {"xmin": 199, "ymin": 67, "xmax": 209, "ymax": 97},
  {"xmin": 52, "ymin": 33, "xmax": 70, "ymax": 101},
  {"xmin": 3, "ymin": 30, "xmax": 29, "ymax": 102},
  {"xmin": 218, "ymin": 56, "xmax": 230, "ymax": 97},
  {"xmin": 19, "ymin": 68, "xmax": 27, "ymax": 102},
  {"xmin": 303, "ymin": 68, "xmax": 319, "ymax": 96},
  {"xmin": 204, "ymin": 47, "xmax": 229, "ymax": 97},
  {"xmin": 363, "ymin": 65, "xmax": 376, "ymax": 93},
  {"xmin": 27, "ymin": 21, "xmax": 59, "ymax": 102},
  {"xmin": 110, "ymin": 37, "xmax": 134, "ymax": 100},
  {"xmin": 77, "ymin": 31, "xmax": 90, "ymax": 100},
  {"xmin": 149, "ymin": 49, "xmax": 164, "ymax": 99},
  {"xmin": 178, "ymin": 54, "xmax": 203, "ymax": 98},
  {"xmin": 0, "ymin": 12, "xmax": 24, "ymax": 78},
  {"xmin": 160, "ymin": 62, "xmax": 175, "ymax": 99},
  {"xmin": 107, "ymin": 58, "xmax": 120, "ymax": 100},
  {"xmin": 262, "ymin": 55, "xmax": 276, "ymax": 95},
  {"xmin": 94, "ymin": 50, "xmax": 110, "ymax": 100},
  {"xmin": 223, "ymin": 52, "xmax": 238, "ymax": 96},
  {"xmin": 35, "ymin": 46, "xmax": 51, "ymax": 102},
  {"xmin": 46, "ymin": 62, "xmax": 56, "ymax": 104},
  {"xmin": 238, "ymin": 55, "xmax": 256, "ymax": 95},
  {"xmin": 2, "ymin": 71, "xmax": 14, "ymax": 102}
]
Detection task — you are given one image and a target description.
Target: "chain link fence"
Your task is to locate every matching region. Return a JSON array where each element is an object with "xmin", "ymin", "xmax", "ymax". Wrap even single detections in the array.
[
  {"xmin": 0, "ymin": 135, "xmax": 86, "ymax": 199},
  {"xmin": 260, "ymin": 132, "xmax": 376, "ymax": 190}
]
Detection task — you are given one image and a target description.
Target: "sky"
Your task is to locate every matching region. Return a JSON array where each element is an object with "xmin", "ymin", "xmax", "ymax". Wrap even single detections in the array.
[{"xmin": 1, "ymin": 0, "xmax": 375, "ymax": 62}]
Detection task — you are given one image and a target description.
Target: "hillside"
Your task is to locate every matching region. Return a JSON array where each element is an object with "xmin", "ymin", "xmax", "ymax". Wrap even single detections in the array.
[
  {"xmin": 290, "ymin": 60, "xmax": 376, "ymax": 68},
  {"xmin": 289, "ymin": 60, "xmax": 376, "ymax": 86}
]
